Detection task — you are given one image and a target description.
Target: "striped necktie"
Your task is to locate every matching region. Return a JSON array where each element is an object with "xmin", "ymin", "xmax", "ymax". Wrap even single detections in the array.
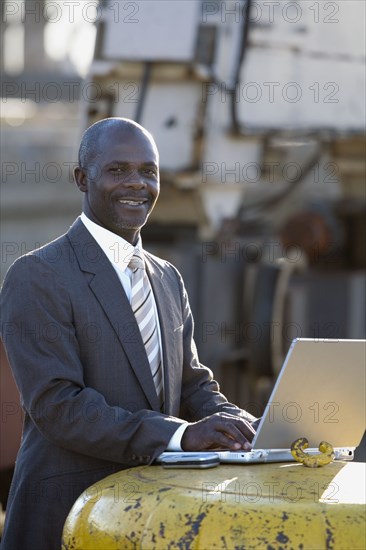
[{"xmin": 128, "ymin": 252, "xmax": 164, "ymax": 410}]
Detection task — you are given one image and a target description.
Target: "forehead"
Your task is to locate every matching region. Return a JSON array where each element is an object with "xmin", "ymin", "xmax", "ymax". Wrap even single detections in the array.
[{"xmin": 98, "ymin": 126, "xmax": 158, "ymax": 164}]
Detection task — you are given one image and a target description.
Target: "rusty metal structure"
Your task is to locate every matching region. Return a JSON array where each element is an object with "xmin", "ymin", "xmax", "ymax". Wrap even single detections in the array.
[{"xmin": 80, "ymin": 0, "xmax": 366, "ymax": 403}]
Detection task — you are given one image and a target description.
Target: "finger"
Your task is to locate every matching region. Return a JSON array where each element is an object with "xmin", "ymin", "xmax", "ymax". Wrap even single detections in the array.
[
  {"xmin": 213, "ymin": 412, "xmax": 256, "ymax": 438},
  {"xmin": 210, "ymin": 432, "xmax": 252, "ymax": 451},
  {"xmin": 215, "ymin": 421, "xmax": 252, "ymax": 450},
  {"xmin": 236, "ymin": 419, "xmax": 256, "ymax": 442},
  {"xmin": 217, "ymin": 415, "xmax": 256, "ymax": 442},
  {"xmin": 181, "ymin": 415, "xmax": 255, "ymax": 451}
]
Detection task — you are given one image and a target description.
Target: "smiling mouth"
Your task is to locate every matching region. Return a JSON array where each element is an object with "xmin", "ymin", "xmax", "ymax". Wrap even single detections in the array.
[{"xmin": 118, "ymin": 199, "xmax": 147, "ymax": 206}]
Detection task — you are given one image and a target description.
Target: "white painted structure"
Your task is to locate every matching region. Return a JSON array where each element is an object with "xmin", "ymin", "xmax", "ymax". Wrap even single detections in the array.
[{"xmin": 83, "ymin": 0, "xmax": 365, "ymax": 230}]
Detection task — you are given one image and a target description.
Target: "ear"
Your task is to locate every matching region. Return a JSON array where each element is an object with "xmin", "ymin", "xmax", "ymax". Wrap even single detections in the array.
[{"xmin": 74, "ymin": 166, "xmax": 88, "ymax": 193}]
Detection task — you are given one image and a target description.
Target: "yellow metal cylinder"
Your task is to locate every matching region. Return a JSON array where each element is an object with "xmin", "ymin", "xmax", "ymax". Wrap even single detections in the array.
[{"xmin": 62, "ymin": 461, "xmax": 366, "ymax": 549}]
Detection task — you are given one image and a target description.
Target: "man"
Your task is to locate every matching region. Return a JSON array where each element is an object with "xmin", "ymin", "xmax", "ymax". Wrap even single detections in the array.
[{"xmin": 1, "ymin": 118, "xmax": 256, "ymax": 549}]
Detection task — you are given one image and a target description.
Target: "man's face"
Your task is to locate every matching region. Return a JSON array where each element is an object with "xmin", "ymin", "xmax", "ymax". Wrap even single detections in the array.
[{"xmin": 75, "ymin": 125, "xmax": 160, "ymax": 244}]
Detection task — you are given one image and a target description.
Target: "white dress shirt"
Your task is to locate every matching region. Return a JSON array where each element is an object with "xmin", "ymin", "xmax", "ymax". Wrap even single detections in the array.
[{"xmin": 80, "ymin": 213, "xmax": 186, "ymax": 450}]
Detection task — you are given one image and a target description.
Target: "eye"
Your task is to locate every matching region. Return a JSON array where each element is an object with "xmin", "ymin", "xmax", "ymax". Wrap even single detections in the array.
[
  {"xmin": 109, "ymin": 166, "xmax": 134, "ymax": 178},
  {"xmin": 110, "ymin": 167, "xmax": 127, "ymax": 173},
  {"xmin": 144, "ymin": 168, "xmax": 157, "ymax": 176}
]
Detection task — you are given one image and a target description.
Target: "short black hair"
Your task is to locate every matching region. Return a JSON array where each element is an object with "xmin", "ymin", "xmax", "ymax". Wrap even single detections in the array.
[{"xmin": 78, "ymin": 117, "xmax": 157, "ymax": 170}]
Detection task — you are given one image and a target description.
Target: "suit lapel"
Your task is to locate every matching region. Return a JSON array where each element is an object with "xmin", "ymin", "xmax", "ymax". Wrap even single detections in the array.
[{"xmin": 67, "ymin": 219, "xmax": 160, "ymax": 410}]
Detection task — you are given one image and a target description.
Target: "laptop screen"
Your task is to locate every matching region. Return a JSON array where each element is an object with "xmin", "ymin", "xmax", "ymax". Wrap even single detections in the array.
[{"xmin": 252, "ymin": 339, "xmax": 366, "ymax": 450}]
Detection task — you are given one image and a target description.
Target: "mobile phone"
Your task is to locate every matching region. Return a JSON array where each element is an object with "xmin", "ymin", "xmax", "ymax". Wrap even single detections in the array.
[{"xmin": 158, "ymin": 452, "xmax": 220, "ymax": 469}]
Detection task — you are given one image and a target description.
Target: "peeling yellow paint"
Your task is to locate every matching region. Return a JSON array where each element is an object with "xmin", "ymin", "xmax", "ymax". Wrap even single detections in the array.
[{"xmin": 62, "ymin": 462, "xmax": 366, "ymax": 549}]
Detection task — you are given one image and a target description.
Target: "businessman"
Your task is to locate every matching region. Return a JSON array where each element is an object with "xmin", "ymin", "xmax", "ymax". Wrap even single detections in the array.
[{"xmin": 1, "ymin": 118, "xmax": 256, "ymax": 549}]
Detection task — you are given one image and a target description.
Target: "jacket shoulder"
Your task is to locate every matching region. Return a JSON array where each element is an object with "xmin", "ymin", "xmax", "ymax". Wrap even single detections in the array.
[
  {"xmin": 144, "ymin": 250, "xmax": 182, "ymax": 279},
  {"xmin": 1, "ymin": 223, "xmax": 81, "ymax": 286}
]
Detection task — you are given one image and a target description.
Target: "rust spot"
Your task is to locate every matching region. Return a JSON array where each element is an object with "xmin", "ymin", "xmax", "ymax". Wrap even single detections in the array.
[
  {"xmin": 172, "ymin": 512, "xmax": 207, "ymax": 548},
  {"xmin": 62, "ymin": 536, "xmax": 77, "ymax": 549},
  {"xmin": 324, "ymin": 514, "xmax": 335, "ymax": 549},
  {"xmin": 325, "ymin": 527, "xmax": 334, "ymax": 550},
  {"xmin": 159, "ymin": 522, "xmax": 166, "ymax": 537},
  {"xmin": 276, "ymin": 531, "xmax": 289, "ymax": 544},
  {"xmin": 158, "ymin": 487, "xmax": 171, "ymax": 493},
  {"xmin": 124, "ymin": 497, "xmax": 141, "ymax": 512},
  {"xmin": 185, "ymin": 511, "xmax": 206, "ymax": 536}
]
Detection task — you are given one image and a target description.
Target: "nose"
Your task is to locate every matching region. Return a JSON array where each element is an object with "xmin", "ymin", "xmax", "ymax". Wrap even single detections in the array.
[
  {"xmin": 122, "ymin": 167, "xmax": 147, "ymax": 189},
  {"xmin": 124, "ymin": 178, "xmax": 147, "ymax": 190}
]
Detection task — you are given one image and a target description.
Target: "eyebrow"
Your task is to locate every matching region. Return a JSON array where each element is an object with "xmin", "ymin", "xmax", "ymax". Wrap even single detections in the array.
[{"xmin": 105, "ymin": 161, "xmax": 158, "ymax": 168}]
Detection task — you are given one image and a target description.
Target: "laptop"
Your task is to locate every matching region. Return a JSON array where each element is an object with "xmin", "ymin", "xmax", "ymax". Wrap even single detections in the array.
[{"xmin": 157, "ymin": 338, "xmax": 366, "ymax": 465}]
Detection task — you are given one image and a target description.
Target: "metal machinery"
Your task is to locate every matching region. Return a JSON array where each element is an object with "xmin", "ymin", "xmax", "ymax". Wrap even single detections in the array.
[
  {"xmin": 79, "ymin": 0, "xmax": 366, "ymax": 414},
  {"xmin": 77, "ymin": 0, "xmax": 366, "ymax": 411}
]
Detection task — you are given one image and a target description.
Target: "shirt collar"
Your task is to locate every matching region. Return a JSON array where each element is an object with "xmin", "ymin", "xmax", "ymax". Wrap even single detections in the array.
[{"xmin": 80, "ymin": 213, "xmax": 142, "ymax": 272}]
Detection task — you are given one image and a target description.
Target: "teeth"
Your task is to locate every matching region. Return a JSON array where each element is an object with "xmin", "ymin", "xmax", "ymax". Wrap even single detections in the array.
[{"xmin": 119, "ymin": 200, "xmax": 144, "ymax": 205}]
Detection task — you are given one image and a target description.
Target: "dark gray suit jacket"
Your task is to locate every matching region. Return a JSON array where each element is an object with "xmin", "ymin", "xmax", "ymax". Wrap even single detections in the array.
[{"xmin": 1, "ymin": 218, "xmax": 243, "ymax": 549}]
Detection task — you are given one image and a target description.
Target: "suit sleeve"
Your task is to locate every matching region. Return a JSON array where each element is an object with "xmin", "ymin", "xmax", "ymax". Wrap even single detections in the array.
[
  {"xmin": 0, "ymin": 255, "xmax": 185, "ymax": 465},
  {"xmin": 169, "ymin": 263, "xmax": 256, "ymax": 423}
]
